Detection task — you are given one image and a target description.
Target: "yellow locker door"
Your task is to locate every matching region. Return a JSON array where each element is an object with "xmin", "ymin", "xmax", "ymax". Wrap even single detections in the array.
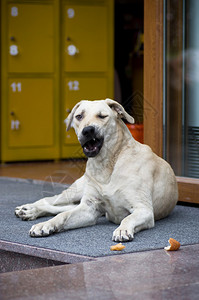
[
  {"xmin": 8, "ymin": 3, "xmax": 54, "ymax": 73},
  {"xmin": 62, "ymin": 77, "xmax": 107, "ymax": 158},
  {"xmin": 64, "ymin": 5, "xmax": 108, "ymax": 72},
  {"xmin": 8, "ymin": 78, "xmax": 54, "ymax": 148}
]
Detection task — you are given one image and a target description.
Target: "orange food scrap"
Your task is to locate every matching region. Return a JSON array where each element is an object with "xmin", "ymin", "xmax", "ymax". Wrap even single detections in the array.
[
  {"xmin": 110, "ymin": 243, "xmax": 126, "ymax": 251},
  {"xmin": 164, "ymin": 238, "xmax": 181, "ymax": 251}
]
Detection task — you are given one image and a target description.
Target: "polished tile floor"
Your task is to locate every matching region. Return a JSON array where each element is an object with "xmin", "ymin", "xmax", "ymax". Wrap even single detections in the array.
[
  {"xmin": 0, "ymin": 161, "xmax": 199, "ymax": 299},
  {"xmin": 1, "ymin": 245, "xmax": 199, "ymax": 299}
]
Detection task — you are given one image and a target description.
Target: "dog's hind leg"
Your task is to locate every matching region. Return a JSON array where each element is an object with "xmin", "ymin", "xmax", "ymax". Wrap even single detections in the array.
[{"xmin": 15, "ymin": 176, "xmax": 85, "ymax": 221}]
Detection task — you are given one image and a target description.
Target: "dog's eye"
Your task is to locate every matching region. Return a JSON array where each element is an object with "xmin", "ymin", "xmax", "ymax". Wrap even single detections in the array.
[
  {"xmin": 98, "ymin": 114, "xmax": 108, "ymax": 119},
  {"xmin": 75, "ymin": 114, "xmax": 83, "ymax": 121}
]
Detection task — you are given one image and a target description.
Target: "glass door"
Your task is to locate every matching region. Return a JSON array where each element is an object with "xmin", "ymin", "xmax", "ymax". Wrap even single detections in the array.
[
  {"xmin": 164, "ymin": 0, "xmax": 199, "ymax": 179},
  {"xmin": 144, "ymin": 0, "xmax": 199, "ymax": 204}
]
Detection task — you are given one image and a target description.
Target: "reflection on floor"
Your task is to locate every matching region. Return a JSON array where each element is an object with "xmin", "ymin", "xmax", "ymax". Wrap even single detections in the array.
[
  {"xmin": 1, "ymin": 245, "xmax": 199, "ymax": 299},
  {"xmin": 0, "ymin": 160, "xmax": 86, "ymax": 184}
]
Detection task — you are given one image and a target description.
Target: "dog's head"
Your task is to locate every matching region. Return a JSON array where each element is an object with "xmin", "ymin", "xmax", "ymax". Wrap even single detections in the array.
[{"xmin": 65, "ymin": 99, "xmax": 135, "ymax": 158}]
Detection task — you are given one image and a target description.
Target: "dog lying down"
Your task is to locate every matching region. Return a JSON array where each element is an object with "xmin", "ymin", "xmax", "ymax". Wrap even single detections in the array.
[{"xmin": 15, "ymin": 99, "xmax": 178, "ymax": 242}]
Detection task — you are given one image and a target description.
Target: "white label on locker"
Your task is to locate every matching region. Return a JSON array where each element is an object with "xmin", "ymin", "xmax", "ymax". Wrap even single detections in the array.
[
  {"xmin": 11, "ymin": 120, "xmax": 20, "ymax": 130},
  {"xmin": 67, "ymin": 45, "xmax": 77, "ymax": 56},
  {"xmin": 11, "ymin": 7, "xmax": 18, "ymax": 17},
  {"xmin": 67, "ymin": 8, "xmax": 75, "ymax": 18},
  {"xmin": 10, "ymin": 45, "xmax": 18, "ymax": 56},
  {"xmin": 67, "ymin": 80, "xmax": 79, "ymax": 91},
  {"xmin": 11, "ymin": 82, "xmax": 22, "ymax": 92}
]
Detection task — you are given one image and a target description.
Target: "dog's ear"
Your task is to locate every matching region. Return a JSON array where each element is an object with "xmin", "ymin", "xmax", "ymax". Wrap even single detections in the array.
[
  {"xmin": 105, "ymin": 98, "xmax": 135, "ymax": 124},
  {"xmin": 64, "ymin": 101, "xmax": 82, "ymax": 131}
]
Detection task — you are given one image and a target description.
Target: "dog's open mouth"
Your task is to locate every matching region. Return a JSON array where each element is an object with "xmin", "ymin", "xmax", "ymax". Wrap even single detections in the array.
[{"xmin": 82, "ymin": 137, "xmax": 104, "ymax": 157}]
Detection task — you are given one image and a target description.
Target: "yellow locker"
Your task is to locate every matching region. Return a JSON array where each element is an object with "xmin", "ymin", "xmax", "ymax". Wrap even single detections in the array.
[
  {"xmin": 64, "ymin": 77, "xmax": 107, "ymax": 146},
  {"xmin": 64, "ymin": 5, "xmax": 108, "ymax": 72},
  {"xmin": 8, "ymin": 3, "xmax": 54, "ymax": 73},
  {"xmin": 61, "ymin": 1, "xmax": 113, "ymax": 158},
  {"xmin": 8, "ymin": 79, "xmax": 54, "ymax": 148},
  {"xmin": 1, "ymin": 0, "xmax": 113, "ymax": 162},
  {"xmin": 1, "ymin": 0, "xmax": 59, "ymax": 162}
]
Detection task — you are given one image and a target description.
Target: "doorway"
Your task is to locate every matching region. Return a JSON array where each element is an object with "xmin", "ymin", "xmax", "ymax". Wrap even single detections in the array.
[{"xmin": 114, "ymin": 0, "xmax": 144, "ymax": 124}]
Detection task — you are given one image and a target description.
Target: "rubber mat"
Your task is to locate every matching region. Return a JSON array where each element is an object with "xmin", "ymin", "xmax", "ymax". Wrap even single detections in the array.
[{"xmin": 0, "ymin": 177, "xmax": 199, "ymax": 258}]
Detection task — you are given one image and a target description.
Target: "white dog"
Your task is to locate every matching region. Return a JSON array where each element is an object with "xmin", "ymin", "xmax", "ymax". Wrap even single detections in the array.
[{"xmin": 15, "ymin": 99, "xmax": 178, "ymax": 242}]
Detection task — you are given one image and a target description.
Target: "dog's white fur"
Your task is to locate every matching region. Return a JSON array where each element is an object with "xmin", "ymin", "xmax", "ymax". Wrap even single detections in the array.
[{"xmin": 15, "ymin": 99, "xmax": 178, "ymax": 242}]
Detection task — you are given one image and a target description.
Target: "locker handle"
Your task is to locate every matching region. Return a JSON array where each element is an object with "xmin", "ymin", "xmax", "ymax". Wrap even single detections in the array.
[
  {"xmin": 10, "ymin": 111, "xmax": 20, "ymax": 130},
  {"xmin": 66, "ymin": 108, "xmax": 71, "ymax": 113}
]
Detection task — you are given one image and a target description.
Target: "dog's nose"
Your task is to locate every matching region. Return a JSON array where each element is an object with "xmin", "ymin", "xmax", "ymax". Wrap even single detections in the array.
[{"xmin": 82, "ymin": 126, "xmax": 95, "ymax": 137}]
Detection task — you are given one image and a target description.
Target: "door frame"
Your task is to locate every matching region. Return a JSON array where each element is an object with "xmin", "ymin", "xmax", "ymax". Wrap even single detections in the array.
[{"xmin": 144, "ymin": 0, "xmax": 199, "ymax": 204}]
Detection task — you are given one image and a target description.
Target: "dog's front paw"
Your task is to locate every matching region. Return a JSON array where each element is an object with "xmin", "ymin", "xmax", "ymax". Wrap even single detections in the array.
[
  {"xmin": 29, "ymin": 221, "xmax": 58, "ymax": 237},
  {"xmin": 112, "ymin": 227, "xmax": 134, "ymax": 242},
  {"xmin": 15, "ymin": 204, "xmax": 40, "ymax": 221}
]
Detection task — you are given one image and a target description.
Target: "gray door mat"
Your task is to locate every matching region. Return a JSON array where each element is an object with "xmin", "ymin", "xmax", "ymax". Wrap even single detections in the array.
[{"xmin": 0, "ymin": 177, "xmax": 199, "ymax": 262}]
